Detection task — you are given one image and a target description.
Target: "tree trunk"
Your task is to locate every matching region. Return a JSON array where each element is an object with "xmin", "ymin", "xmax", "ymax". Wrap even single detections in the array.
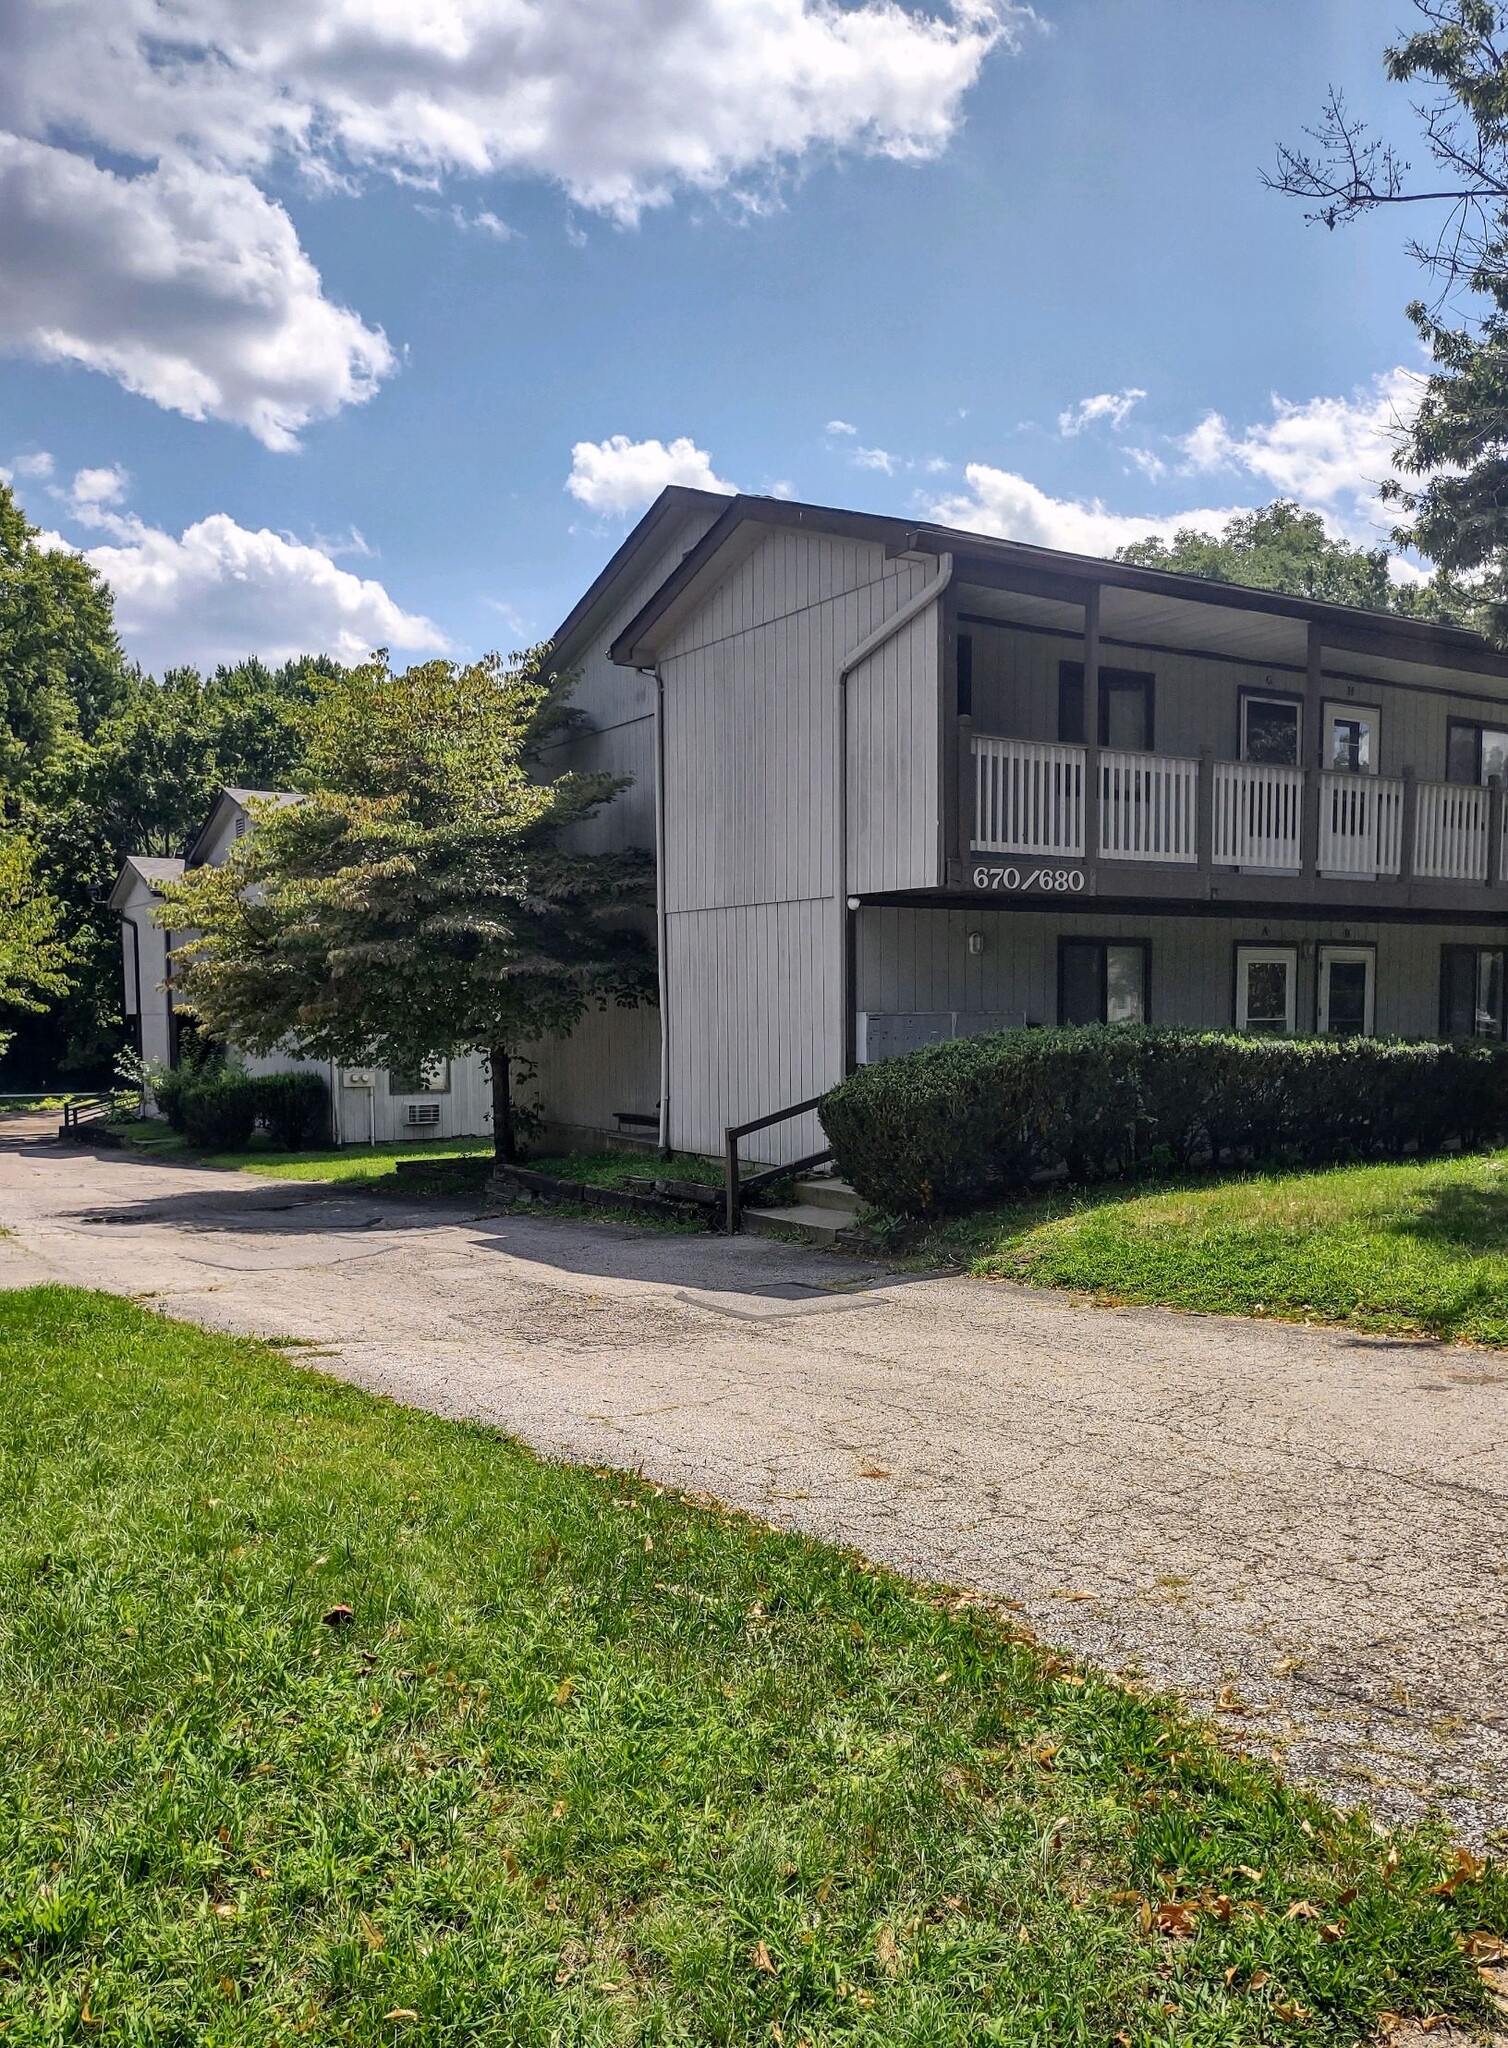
[{"xmin": 489, "ymin": 1044, "xmax": 516, "ymax": 1163}]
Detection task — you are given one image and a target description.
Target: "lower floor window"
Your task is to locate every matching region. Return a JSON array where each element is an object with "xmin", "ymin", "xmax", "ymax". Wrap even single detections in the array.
[
  {"xmin": 1317, "ymin": 945, "xmax": 1374, "ymax": 1037},
  {"xmin": 1235, "ymin": 946, "xmax": 1296, "ymax": 1035},
  {"xmin": 388, "ymin": 1056, "xmax": 451, "ymax": 1095},
  {"xmin": 1441, "ymin": 945, "xmax": 1505, "ymax": 1039},
  {"xmin": 1059, "ymin": 939, "xmax": 1148, "ymax": 1026}
]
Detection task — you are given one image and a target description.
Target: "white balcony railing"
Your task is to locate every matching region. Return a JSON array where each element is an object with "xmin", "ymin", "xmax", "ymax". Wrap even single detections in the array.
[
  {"xmin": 1414, "ymin": 780, "xmax": 1489, "ymax": 881},
  {"xmin": 1318, "ymin": 772, "xmax": 1403, "ymax": 877},
  {"xmin": 1098, "ymin": 749, "xmax": 1199, "ymax": 863},
  {"xmin": 972, "ymin": 736, "xmax": 1085, "ymax": 857},
  {"xmin": 1211, "ymin": 760, "xmax": 1304, "ymax": 870}
]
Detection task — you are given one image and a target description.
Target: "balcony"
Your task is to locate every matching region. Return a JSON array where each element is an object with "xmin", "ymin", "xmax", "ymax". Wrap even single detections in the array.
[{"xmin": 967, "ymin": 734, "xmax": 1507, "ymax": 900}]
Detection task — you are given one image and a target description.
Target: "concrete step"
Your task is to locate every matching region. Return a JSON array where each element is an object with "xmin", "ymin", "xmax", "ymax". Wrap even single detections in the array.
[
  {"xmin": 743, "ymin": 1202, "xmax": 853, "ymax": 1246},
  {"xmin": 791, "ymin": 1176, "xmax": 860, "ymax": 1213}
]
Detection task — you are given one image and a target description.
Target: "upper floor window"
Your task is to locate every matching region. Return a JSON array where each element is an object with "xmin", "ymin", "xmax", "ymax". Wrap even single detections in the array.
[
  {"xmin": 1058, "ymin": 663, "xmax": 1154, "ymax": 751},
  {"xmin": 1241, "ymin": 691, "xmax": 1301, "ymax": 766},
  {"xmin": 1446, "ymin": 719, "xmax": 1508, "ymax": 784}
]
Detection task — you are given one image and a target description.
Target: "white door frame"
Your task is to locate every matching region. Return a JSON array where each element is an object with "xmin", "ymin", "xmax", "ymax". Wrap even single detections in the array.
[
  {"xmin": 1235, "ymin": 945, "xmax": 1298, "ymax": 1035},
  {"xmin": 1322, "ymin": 700, "xmax": 1381, "ymax": 776},
  {"xmin": 1317, "ymin": 944, "xmax": 1376, "ymax": 1036}
]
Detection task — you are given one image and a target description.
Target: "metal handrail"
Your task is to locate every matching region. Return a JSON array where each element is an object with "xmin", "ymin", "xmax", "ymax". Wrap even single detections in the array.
[
  {"xmin": 723, "ymin": 1094, "xmax": 833, "ymax": 1234},
  {"xmin": 60, "ymin": 1095, "xmax": 113, "ymax": 1138}
]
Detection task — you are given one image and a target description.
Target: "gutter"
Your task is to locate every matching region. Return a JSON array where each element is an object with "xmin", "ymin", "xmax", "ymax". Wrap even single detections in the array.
[
  {"xmin": 836, "ymin": 550, "xmax": 955, "ymax": 1072},
  {"xmin": 647, "ymin": 665, "xmax": 672, "ymax": 1155}
]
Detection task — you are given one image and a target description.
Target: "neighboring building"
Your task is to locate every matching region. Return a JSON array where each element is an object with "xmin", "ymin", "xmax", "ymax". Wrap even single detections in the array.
[
  {"xmin": 528, "ymin": 487, "xmax": 1508, "ymax": 1162},
  {"xmin": 111, "ymin": 788, "xmax": 492, "ymax": 1144},
  {"xmin": 115, "ymin": 489, "xmax": 1508, "ymax": 1161}
]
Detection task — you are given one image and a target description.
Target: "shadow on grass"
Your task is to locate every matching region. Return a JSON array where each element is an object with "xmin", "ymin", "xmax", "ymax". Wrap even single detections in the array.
[{"xmin": 1396, "ymin": 1178, "xmax": 1508, "ymax": 1252}]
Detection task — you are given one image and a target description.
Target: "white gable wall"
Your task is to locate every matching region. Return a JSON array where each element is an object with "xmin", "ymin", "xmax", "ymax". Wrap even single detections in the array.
[
  {"xmin": 521, "ymin": 512, "xmax": 721, "ymax": 1147},
  {"xmin": 656, "ymin": 528, "xmax": 944, "ymax": 1162},
  {"xmin": 117, "ymin": 875, "xmax": 176, "ymax": 1072}
]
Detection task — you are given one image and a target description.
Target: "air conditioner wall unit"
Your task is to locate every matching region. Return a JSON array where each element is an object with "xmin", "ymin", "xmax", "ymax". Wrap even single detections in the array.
[{"xmin": 404, "ymin": 1102, "xmax": 442, "ymax": 1129}]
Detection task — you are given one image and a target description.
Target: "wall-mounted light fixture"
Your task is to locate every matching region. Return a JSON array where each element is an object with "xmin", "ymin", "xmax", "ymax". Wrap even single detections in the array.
[{"xmin": 967, "ymin": 930, "xmax": 985, "ymax": 957}]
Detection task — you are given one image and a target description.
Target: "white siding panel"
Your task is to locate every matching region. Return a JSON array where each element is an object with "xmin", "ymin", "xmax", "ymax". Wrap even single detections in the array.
[
  {"xmin": 521, "ymin": 1002, "xmax": 661, "ymax": 1142},
  {"xmin": 667, "ymin": 899, "xmax": 841, "ymax": 1163},
  {"xmin": 848, "ymin": 603, "xmax": 942, "ymax": 894}
]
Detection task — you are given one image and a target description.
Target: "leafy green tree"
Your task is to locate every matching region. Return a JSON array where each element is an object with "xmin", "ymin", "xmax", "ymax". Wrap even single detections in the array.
[
  {"xmin": 0, "ymin": 831, "xmax": 74, "ymax": 1061},
  {"xmin": 1115, "ymin": 501, "xmax": 1479, "ymax": 625},
  {"xmin": 9, "ymin": 655, "xmax": 336, "ymax": 1083},
  {"xmin": 0, "ymin": 480, "xmax": 130, "ymax": 788},
  {"xmin": 1268, "ymin": 3, "xmax": 1508, "ymax": 638},
  {"xmin": 160, "ymin": 650, "xmax": 656, "ymax": 1162}
]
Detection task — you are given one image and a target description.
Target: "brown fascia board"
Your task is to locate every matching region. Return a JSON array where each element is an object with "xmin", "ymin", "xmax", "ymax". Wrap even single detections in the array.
[
  {"xmin": 548, "ymin": 486, "xmax": 737, "ymax": 670},
  {"xmin": 606, "ymin": 491, "xmax": 1508, "ymax": 682}
]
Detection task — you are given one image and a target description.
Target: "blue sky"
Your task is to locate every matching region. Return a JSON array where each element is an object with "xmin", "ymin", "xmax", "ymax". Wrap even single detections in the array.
[{"xmin": 0, "ymin": 0, "xmax": 1436, "ymax": 675}]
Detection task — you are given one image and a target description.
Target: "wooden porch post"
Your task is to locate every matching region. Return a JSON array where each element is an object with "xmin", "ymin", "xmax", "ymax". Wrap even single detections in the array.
[
  {"xmin": 1401, "ymin": 766, "xmax": 1419, "ymax": 882},
  {"xmin": 1302, "ymin": 623, "xmax": 1324, "ymax": 876},
  {"xmin": 958, "ymin": 713, "xmax": 975, "ymax": 875},
  {"xmin": 1082, "ymin": 584, "xmax": 1101, "ymax": 863},
  {"xmin": 1196, "ymin": 745, "xmax": 1215, "ymax": 877},
  {"xmin": 1488, "ymin": 772, "xmax": 1505, "ymax": 887}
]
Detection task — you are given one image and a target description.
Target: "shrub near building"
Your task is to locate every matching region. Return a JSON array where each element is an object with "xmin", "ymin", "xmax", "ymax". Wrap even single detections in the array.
[{"xmin": 819, "ymin": 1026, "xmax": 1508, "ymax": 1217}]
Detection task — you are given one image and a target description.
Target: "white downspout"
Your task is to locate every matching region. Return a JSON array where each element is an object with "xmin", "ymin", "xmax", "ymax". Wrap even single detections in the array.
[
  {"xmin": 645, "ymin": 664, "xmax": 672, "ymax": 1156},
  {"xmin": 836, "ymin": 551, "xmax": 954, "ymax": 1072}
]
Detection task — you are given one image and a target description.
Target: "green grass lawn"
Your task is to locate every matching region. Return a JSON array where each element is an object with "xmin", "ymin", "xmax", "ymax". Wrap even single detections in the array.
[
  {"xmin": 108, "ymin": 1124, "xmax": 718, "ymax": 1213},
  {"xmin": 0, "ymin": 1289, "xmax": 1503, "ymax": 2044},
  {"xmin": 902, "ymin": 1148, "xmax": 1508, "ymax": 1346}
]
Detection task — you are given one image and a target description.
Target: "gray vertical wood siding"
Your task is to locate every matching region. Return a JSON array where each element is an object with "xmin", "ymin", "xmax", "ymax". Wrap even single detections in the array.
[
  {"xmin": 524, "ymin": 510, "xmax": 719, "ymax": 1140},
  {"xmin": 657, "ymin": 530, "xmax": 943, "ymax": 1160},
  {"xmin": 521, "ymin": 1003, "xmax": 662, "ymax": 1143},
  {"xmin": 857, "ymin": 905, "xmax": 1508, "ymax": 1039},
  {"xmin": 964, "ymin": 618, "xmax": 1508, "ymax": 778}
]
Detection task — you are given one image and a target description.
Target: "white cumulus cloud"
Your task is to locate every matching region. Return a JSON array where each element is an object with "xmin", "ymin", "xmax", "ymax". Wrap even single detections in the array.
[
  {"xmin": 0, "ymin": 137, "xmax": 393, "ymax": 451},
  {"xmin": 566, "ymin": 435, "xmax": 738, "ymax": 518},
  {"xmin": 28, "ymin": 467, "xmax": 450, "ymax": 672},
  {"xmin": 926, "ymin": 465, "xmax": 1246, "ymax": 556},
  {"xmin": 1058, "ymin": 387, "xmax": 1146, "ymax": 437},
  {"xmin": 0, "ymin": 0, "xmax": 1022, "ymax": 434},
  {"xmin": 1178, "ymin": 368, "xmax": 1422, "ymax": 539},
  {"xmin": 928, "ymin": 370, "xmax": 1428, "ymax": 561}
]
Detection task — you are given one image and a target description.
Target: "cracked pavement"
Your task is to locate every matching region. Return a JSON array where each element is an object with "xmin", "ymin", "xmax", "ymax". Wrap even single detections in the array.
[{"xmin": 2, "ymin": 1120, "xmax": 1505, "ymax": 1849}]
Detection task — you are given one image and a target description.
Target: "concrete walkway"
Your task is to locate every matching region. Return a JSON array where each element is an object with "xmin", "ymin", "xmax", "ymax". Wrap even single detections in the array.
[{"xmin": 2, "ymin": 1121, "xmax": 1504, "ymax": 1848}]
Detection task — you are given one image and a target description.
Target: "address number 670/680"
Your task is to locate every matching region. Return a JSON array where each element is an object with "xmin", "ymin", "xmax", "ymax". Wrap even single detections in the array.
[{"xmin": 972, "ymin": 865, "xmax": 1086, "ymax": 894}]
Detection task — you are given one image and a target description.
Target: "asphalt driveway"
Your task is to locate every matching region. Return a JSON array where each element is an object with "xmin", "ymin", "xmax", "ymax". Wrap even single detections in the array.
[{"xmin": 2, "ymin": 1120, "xmax": 1504, "ymax": 1848}]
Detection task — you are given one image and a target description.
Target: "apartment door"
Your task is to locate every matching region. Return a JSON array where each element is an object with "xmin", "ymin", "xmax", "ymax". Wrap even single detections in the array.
[
  {"xmin": 1323, "ymin": 702, "xmax": 1378, "ymax": 775},
  {"xmin": 1317, "ymin": 945, "xmax": 1375, "ymax": 1036}
]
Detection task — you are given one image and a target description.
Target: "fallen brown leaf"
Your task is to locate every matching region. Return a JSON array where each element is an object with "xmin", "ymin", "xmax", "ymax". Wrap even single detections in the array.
[
  {"xmin": 321, "ymin": 1605, "xmax": 354, "ymax": 1628},
  {"xmin": 752, "ymin": 1941, "xmax": 778, "ymax": 1976},
  {"xmin": 1154, "ymin": 1901, "xmax": 1200, "ymax": 1938},
  {"xmin": 1460, "ymin": 1932, "xmax": 1508, "ymax": 1962},
  {"xmin": 1284, "ymin": 1900, "xmax": 1321, "ymax": 1921}
]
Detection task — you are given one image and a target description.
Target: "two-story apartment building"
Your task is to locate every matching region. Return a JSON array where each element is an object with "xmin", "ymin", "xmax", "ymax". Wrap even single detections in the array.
[
  {"xmin": 111, "ymin": 787, "xmax": 494, "ymax": 1144},
  {"xmin": 525, "ymin": 487, "xmax": 1508, "ymax": 1163}
]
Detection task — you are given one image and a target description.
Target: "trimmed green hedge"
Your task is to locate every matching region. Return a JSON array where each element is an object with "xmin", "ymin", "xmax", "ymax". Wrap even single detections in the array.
[
  {"xmin": 819, "ymin": 1026, "xmax": 1508, "ymax": 1217},
  {"xmin": 154, "ymin": 1068, "xmax": 330, "ymax": 1153}
]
